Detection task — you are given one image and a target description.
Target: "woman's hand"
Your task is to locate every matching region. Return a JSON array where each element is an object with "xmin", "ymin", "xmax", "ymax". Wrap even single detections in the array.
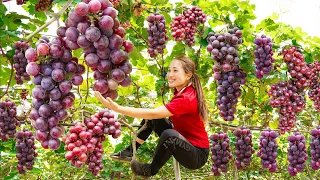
[{"xmin": 94, "ymin": 91, "xmax": 120, "ymax": 111}]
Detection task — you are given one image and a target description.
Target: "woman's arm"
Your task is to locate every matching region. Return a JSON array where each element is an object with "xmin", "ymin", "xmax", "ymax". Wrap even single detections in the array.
[{"xmin": 94, "ymin": 91, "xmax": 173, "ymax": 119}]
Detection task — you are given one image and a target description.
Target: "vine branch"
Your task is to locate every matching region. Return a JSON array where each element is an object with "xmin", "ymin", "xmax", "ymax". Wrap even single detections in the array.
[
  {"xmin": 26, "ymin": 0, "xmax": 74, "ymax": 41},
  {"xmin": 0, "ymin": 53, "xmax": 14, "ymax": 99}
]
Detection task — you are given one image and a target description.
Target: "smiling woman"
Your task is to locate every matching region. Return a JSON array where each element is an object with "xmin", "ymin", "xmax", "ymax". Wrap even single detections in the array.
[{"xmin": 94, "ymin": 56, "xmax": 210, "ymax": 178}]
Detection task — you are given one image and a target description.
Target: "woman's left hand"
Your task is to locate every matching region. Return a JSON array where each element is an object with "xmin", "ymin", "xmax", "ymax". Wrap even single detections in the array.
[{"xmin": 94, "ymin": 91, "xmax": 120, "ymax": 111}]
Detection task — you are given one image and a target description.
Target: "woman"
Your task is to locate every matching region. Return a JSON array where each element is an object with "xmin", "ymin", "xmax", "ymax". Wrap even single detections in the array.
[{"xmin": 94, "ymin": 56, "xmax": 209, "ymax": 178}]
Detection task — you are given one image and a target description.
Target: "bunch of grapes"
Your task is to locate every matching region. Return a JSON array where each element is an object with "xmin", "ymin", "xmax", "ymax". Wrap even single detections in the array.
[
  {"xmin": 310, "ymin": 127, "xmax": 320, "ymax": 170},
  {"xmin": 13, "ymin": 40, "xmax": 31, "ymax": 84},
  {"xmin": 207, "ymin": 27, "xmax": 243, "ymax": 72},
  {"xmin": 61, "ymin": 0, "xmax": 133, "ymax": 99},
  {"xmin": 35, "ymin": 0, "xmax": 54, "ymax": 12},
  {"xmin": 171, "ymin": 6, "xmax": 206, "ymax": 46},
  {"xmin": 287, "ymin": 132, "xmax": 308, "ymax": 176},
  {"xmin": 15, "ymin": 129, "xmax": 37, "ymax": 174},
  {"xmin": 16, "ymin": 0, "xmax": 28, "ymax": 5},
  {"xmin": 85, "ymin": 110, "xmax": 121, "ymax": 138},
  {"xmin": 257, "ymin": 129, "xmax": 278, "ymax": 172},
  {"xmin": 109, "ymin": 0, "xmax": 120, "ymax": 8},
  {"xmin": 307, "ymin": 61, "xmax": 320, "ymax": 111},
  {"xmin": 0, "ymin": 99, "xmax": 18, "ymax": 141},
  {"xmin": 282, "ymin": 46, "xmax": 312, "ymax": 89},
  {"xmin": 25, "ymin": 36, "xmax": 84, "ymax": 150},
  {"xmin": 146, "ymin": 13, "xmax": 169, "ymax": 58},
  {"xmin": 233, "ymin": 127, "xmax": 254, "ymax": 170},
  {"xmin": 63, "ymin": 122, "xmax": 91, "ymax": 168},
  {"xmin": 209, "ymin": 131, "xmax": 232, "ymax": 176},
  {"xmin": 268, "ymin": 80, "xmax": 306, "ymax": 133},
  {"xmin": 83, "ymin": 110, "xmax": 120, "ymax": 175},
  {"xmin": 253, "ymin": 35, "xmax": 275, "ymax": 79},
  {"xmin": 214, "ymin": 65, "xmax": 247, "ymax": 121}
]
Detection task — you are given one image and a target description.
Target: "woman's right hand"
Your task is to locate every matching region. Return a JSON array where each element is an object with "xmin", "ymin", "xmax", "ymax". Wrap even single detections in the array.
[{"xmin": 94, "ymin": 91, "xmax": 120, "ymax": 111}]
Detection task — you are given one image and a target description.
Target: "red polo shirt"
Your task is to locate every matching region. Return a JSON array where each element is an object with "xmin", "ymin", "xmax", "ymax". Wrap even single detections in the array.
[{"xmin": 165, "ymin": 85, "xmax": 210, "ymax": 148}]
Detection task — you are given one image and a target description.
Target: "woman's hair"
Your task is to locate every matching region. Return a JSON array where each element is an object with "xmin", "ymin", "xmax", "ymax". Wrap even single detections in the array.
[{"xmin": 173, "ymin": 56, "xmax": 208, "ymax": 124}]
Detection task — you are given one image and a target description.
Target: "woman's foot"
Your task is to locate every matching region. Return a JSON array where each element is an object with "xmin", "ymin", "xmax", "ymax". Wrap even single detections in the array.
[
  {"xmin": 110, "ymin": 148, "xmax": 132, "ymax": 162},
  {"xmin": 130, "ymin": 160, "xmax": 152, "ymax": 178}
]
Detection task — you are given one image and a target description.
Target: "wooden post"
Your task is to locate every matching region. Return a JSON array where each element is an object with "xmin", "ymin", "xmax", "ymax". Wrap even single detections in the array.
[{"xmin": 173, "ymin": 158, "xmax": 181, "ymax": 180}]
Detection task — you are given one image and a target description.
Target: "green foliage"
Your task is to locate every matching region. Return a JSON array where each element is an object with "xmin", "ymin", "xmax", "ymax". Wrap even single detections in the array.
[{"xmin": 1, "ymin": 0, "xmax": 320, "ymax": 179}]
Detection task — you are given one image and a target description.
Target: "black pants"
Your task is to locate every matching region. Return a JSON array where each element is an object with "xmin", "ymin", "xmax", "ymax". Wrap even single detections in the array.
[{"xmin": 137, "ymin": 118, "xmax": 209, "ymax": 175}]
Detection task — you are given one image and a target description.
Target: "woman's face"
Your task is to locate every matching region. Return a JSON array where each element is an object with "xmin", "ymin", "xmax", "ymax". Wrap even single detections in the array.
[{"xmin": 167, "ymin": 60, "xmax": 192, "ymax": 92}]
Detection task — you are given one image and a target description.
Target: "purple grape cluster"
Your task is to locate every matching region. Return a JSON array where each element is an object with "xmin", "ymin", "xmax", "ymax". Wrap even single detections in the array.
[
  {"xmin": 0, "ymin": 99, "xmax": 18, "ymax": 141},
  {"xmin": 13, "ymin": 40, "xmax": 31, "ymax": 84},
  {"xmin": 25, "ymin": 36, "xmax": 84, "ymax": 150},
  {"xmin": 60, "ymin": 0, "xmax": 133, "ymax": 100},
  {"xmin": 287, "ymin": 132, "xmax": 308, "ymax": 176},
  {"xmin": 257, "ymin": 129, "xmax": 278, "ymax": 172},
  {"xmin": 268, "ymin": 80, "xmax": 306, "ymax": 134},
  {"xmin": 146, "ymin": 13, "xmax": 169, "ymax": 58},
  {"xmin": 233, "ymin": 127, "xmax": 254, "ymax": 170},
  {"xmin": 213, "ymin": 65, "xmax": 247, "ymax": 121},
  {"xmin": 207, "ymin": 27, "xmax": 243, "ymax": 72},
  {"xmin": 253, "ymin": 35, "xmax": 275, "ymax": 79},
  {"xmin": 210, "ymin": 131, "xmax": 232, "ymax": 176},
  {"xmin": 310, "ymin": 127, "xmax": 320, "ymax": 170},
  {"xmin": 15, "ymin": 129, "xmax": 37, "ymax": 174}
]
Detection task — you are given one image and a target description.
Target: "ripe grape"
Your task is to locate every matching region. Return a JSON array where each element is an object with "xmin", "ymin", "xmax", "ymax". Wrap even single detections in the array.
[
  {"xmin": 13, "ymin": 40, "xmax": 31, "ymax": 84},
  {"xmin": 310, "ymin": 127, "xmax": 320, "ymax": 170},
  {"xmin": 171, "ymin": 6, "xmax": 206, "ymax": 46},
  {"xmin": 214, "ymin": 65, "xmax": 246, "ymax": 121},
  {"xmin": 257, "ymin": 129, "xmax": 278, "ymax": 172},
  {"xmin": 0, "ymin": 99, "xmax": 19, "ymax": 141},
  {"xmin": 253, "ymin": 35, "xmax": 275, "ymax": 79},
  {"xmin": 146, "ymin": 13, "xmax": 168, "ymax": 58},
  {"xmin": 15, "ymin": 129, "xmax": 37, "ymax": 174},
  {"xmin": 209, "ymin": 131, "xmax": 231, "ymax": 176},
  {"xmin": 207, "ymin": 27, "xmax": 243, "ymax": 72},
  {"xmin": 233, "ymin": 127, "xmax": 254, "ymax": 170},
  {"xmin": 287, "ymin": 132, "xmax": 308, "ymax": 176}
]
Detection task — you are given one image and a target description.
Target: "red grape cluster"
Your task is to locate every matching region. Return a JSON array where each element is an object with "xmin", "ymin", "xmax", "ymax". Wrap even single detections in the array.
[
  {"xmin": 253, "ymin": 35, "xmax": 275, "ymax": 79},
  {"xmin": 207, "ymin": 27, "xmax": 243, "ymax": 72},
  {"xmin": 26, "ymin": 36, "xmax": 84, "ymax": 150},
  {"xmin": 62, "ymin": 0, "xmax": 133, "ymax": 99},
  {"xmin": 287, "ymin": 132, "xmax": 308, "ymax": 176},
  {"xmin": 210, "ymin": 131, "xmax": 232, "ymax": 176},
  {"xmin": 283, "ymin": 46, "xmax": 312, "ymax": 89},
  {"xmin": 0, "ymin": 99, "xmax": 18, "ymax": 141},
  {"xmin": 233, "ymin": 127, "xmax": 254, "ymax": 170},
  {"xmin": 257, "ymin": 129, "xmax": 278, "ymax": 173},
  {"xmin": 13, "ymin": 40, "xmax": 31, "ymax": 84},
  {"xmin": 15, "ymin": 129, "xmax": 37, "ymax": 174},
  {"xmin": 171, "ymin": 6, "xmax": 206, "ymax": 46},
  {"xmin": 268, "ymin": 80, "xmax": 306, "ymax": 133},
  {"xmin": 16, "ymin": 0, "xmax": 28, "ymax": 5},
  {"xmin": 214, "ymin": 65, "xmax": 247, "ymax": 121},
  {"xmin": 83, "ymin": 110, "xmax": 120, "ymax": 175},
  {"xmin": 64, "ymin": 122, "xmax": 91, "ymax": 168},
  {"xmin": 35, "ymin": 0, "xmax": 53, "ymax": 12},
  {"xmin": 307, "ymin": 62, "xmax": 320, "ymax": 111},
  {"xmin": 310, "ymin": 127, "xmax": 320, "ymax": 170},
  {"xmin": 146, "ymin": 13, "xmax": 169, "ymax": 58}
]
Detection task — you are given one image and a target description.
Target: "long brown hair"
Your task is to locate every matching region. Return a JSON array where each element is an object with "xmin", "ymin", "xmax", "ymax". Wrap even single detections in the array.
[{"xmin": 173, "ymin": 56, "xmax": 208, "ymax": 124}]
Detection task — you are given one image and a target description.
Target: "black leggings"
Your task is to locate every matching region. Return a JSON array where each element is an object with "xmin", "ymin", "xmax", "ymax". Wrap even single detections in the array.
[{"xmin": 137, "ymin": 118, "xmax": 209, "ymax": 175}]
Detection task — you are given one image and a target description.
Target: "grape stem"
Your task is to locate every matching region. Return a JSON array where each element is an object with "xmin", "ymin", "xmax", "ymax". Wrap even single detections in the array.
[
  {"xmin": 131, "ymin": 80, "xmax": 142, "ymax": 107},
  {"xmin": 129, "ymin": 22, "xmax": 148, "ymax": 45},
  {"xmin": 26, "ymin": 0, "xmax": 74, "ymax": 41}
]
